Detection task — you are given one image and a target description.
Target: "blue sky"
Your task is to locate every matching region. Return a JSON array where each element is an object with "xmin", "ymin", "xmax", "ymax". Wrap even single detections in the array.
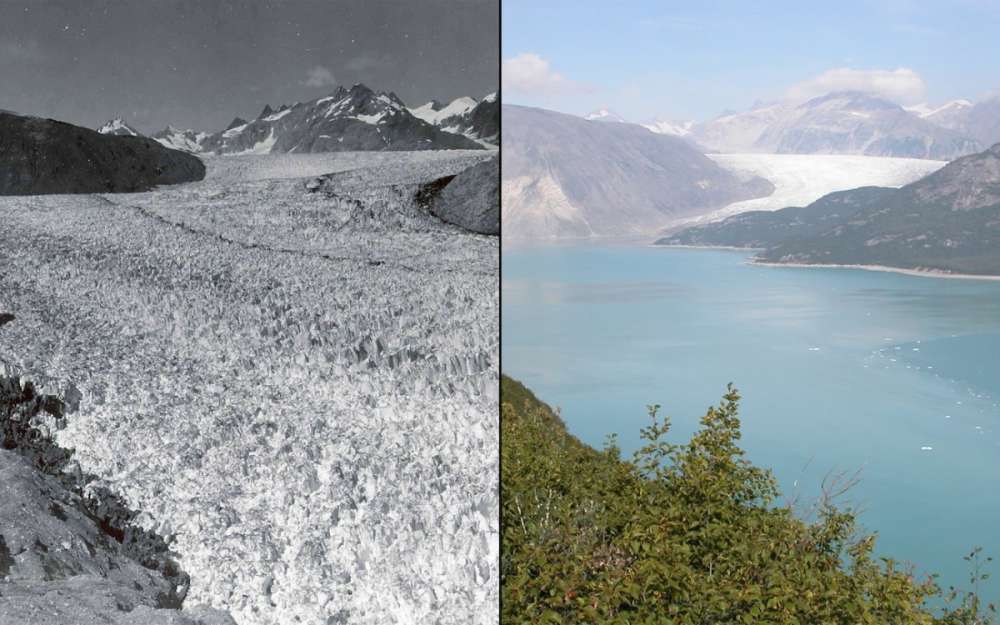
[{"xmin": 502, "ymin": 0, "xmax": 1000, "ymax": 122}]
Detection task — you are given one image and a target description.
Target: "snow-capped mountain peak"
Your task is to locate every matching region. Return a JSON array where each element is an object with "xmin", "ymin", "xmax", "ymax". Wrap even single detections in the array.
[
  {"xmin": 907, "ymin": 99, "xmax": 973, "ymax": 119},
  {"xmin": 409, "ymin": 95, "xmax": 477, "ymax": 125},
  {"xmin": 97, "ymin": 117, "xmax": 141, "ymax": 137},
  {"xmin": 151, "ymin": 126, "xmax": 207, "ymax": 153},
  {"xmin": 197, "ymin": 83, "xmax": 484, "ymax": 154},
  {"xmin": 407, "ymin": 91, "xmax": 499, "ymax": 147},
  {"xmin": 643, "ymin": 118, "xmax": 695, "ymax": 137},
  {"xmin": 584, "ymin": 108, "xmax": 626, "ymax": 123}
]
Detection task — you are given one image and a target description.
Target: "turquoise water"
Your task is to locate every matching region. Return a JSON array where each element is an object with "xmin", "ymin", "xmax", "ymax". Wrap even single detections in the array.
[{"xmin": 502, "ymin": 244, "xmax": 1000, "ymax": 602}]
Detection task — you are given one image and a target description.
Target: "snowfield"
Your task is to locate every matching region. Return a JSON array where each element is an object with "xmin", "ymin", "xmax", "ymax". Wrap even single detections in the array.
[
  {"xmin": 665, "ymin": 153, "xmax": 947, "ymax": 229},
  {"xmin": 0, "ymin": 151, "xmax": 498, "ymax": 625}
]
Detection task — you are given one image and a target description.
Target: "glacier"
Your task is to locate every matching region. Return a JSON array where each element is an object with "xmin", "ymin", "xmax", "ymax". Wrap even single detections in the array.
[{"xmin": 0, "ymin": 150, "xmax": 498, "ymax": 625}]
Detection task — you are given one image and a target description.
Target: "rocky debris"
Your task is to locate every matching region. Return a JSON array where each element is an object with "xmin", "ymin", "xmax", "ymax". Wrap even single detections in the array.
[
  {"xmin": 0, "ymin": 375, "xmax": 235, "ymax": 625},
  {"xmin": 420, "ymin": 156, "xmax": 499, "ymax": 235},
  {"xmin": 0, "ymin": 111, "xmax": 205, "ymax": 195}
]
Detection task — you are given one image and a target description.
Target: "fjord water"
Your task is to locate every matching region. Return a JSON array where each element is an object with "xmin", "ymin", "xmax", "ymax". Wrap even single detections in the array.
[{"xmin": 503, "ymin": 244, "xmax": 1000, "ymax": 601}]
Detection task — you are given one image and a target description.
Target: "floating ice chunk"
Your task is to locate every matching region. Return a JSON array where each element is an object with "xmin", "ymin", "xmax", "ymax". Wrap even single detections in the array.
[
  {"xmin": 920, "ymin": 446, "xmax": 933, "ymax": 451},
  {"xmin": 808, "ymin": 347, "xmax": 820, "ymax": 351}
]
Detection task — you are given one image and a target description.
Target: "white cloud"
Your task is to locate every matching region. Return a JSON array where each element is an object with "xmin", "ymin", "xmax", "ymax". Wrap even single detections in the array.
[
  {"xmin": 304, "ymin": 65, "xmax": 337, "ymax": 88},
  {"xmin": 786, "ymin": 67, "xmax": 927, "ymax": 104},
  {"xmin": 502, "ymin": 53, "xmax": 592, "ymax": 96}
]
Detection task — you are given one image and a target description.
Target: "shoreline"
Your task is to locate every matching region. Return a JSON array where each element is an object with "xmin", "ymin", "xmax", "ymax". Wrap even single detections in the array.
[
  {"xmin": 650, "ymin": 243, "xmax": 1000, "ymax": 281},
  {"xmin": 750, "ymin": 260, "xmax": 1000, "ymax": 282},
  {"xmin": 648, "ymin": 243, "xmax": 765, "ymax": 252}
]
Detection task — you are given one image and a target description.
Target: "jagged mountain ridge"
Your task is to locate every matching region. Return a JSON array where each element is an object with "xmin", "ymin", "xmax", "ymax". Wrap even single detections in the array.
[
  {"xmin": 658, "ymin": 143, "xmax": 1000, "ymax": 275},
  {"xmin": 198, "ymin": 84, "xmax": 483, "ymax": 154},
  {"xmin": 411, "ymin": 92, "xmax": 499, "ymax": 146}
]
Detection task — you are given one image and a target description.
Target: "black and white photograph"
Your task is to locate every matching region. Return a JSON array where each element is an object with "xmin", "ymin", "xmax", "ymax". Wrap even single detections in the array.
[{"xmin": 0, "ymin": 1, "xmax": 498, "ymax": 624}]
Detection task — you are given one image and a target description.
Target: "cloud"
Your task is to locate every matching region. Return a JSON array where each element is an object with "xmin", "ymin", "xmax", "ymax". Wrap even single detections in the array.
[
  {"xmin": 0, "ymin": 38, "xmax": 46, "ymax": 63},
  {"xmin": 502, "ymin": 53, "xmax": 592, "ymax": 96},
  {"xmin": 786, "ymin": 67, "xmax": 927, "ymax": 104},
  {"xmin": 304, "ymin": 65, "xmax": 337, "ymax": 88}
]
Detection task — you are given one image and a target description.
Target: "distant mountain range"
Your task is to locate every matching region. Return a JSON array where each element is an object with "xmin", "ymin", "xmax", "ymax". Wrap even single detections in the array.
[
  {"xmin": 503, "ymin": 104, "xmax": 774, "ymax": 239},
  {"xmin": 96, "ymin": 84, "xmax": 498, "ymax": 155},
  {"xmin": 584, "ymin": 91, "xmax": 1000, "ymax": 161},
  {"xmin": 691, "ymin": 91, "xmax": 980, "ymax": 160},
  {"xmin": 657, "ymin": 142, "xmax": 1000, "ymax": 276}
]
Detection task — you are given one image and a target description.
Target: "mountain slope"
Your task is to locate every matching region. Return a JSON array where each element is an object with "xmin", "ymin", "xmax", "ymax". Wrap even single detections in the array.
[
  {"xmin": 0, "ymin": 111, "xmax": 205, "ymax": 195},
  {"xmin": 921, "ymin": 96, "xmax": 1000, "ymax": 149},
  {"xmin": 658, "ymin": 143, "xmax": 1000, "ymax": 275},
  {"xmin": 693, "ymin": 92, "xmax": 980, "ymax": 159},
  {"xmin": 502, "ymin": 104, "xmax": 774, "ymax": 239},
  {"xmin": 200, "ymin": 84, "xmax": 483, "ymax": 154}
]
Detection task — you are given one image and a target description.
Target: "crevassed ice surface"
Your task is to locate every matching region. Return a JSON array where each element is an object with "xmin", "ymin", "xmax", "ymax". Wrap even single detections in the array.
[{"xmin": 0, "ymin": 151, "xmax": 499, "ymax": 625}]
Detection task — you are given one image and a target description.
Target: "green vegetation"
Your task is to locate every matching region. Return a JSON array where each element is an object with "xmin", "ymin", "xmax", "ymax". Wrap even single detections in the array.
[{"xmin": 501, "ymin": 375, "xmax": 995, "ymax": 624}]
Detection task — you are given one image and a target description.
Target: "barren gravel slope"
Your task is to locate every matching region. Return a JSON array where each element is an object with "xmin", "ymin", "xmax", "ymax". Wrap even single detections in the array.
[{"xmin": 0, "ymin": 152, "xmax": 498, "ymax": 625}]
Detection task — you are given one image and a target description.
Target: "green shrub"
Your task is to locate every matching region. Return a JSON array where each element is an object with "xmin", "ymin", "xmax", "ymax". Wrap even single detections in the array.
[{"xmin": 501, "ymin": 375, "xmax": 994, "ymax": 625}]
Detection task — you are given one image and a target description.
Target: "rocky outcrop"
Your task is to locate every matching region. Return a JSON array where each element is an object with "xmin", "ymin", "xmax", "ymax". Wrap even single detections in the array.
[
  {"xmin": 0, "ymin": 112, "xmax": 205, "ymax": 195},
  {"xmin": 0, "ymin": 372, "xmax": 234, "ymax": 625},
  {"xmin": 420, "ymin": 156, "xmax": 499, "ymax": 235}
]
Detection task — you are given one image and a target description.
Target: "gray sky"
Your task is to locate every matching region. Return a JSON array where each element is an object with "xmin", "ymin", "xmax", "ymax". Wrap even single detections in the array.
[{"xmin": 0, "ymin": 0, "xmax": 499, "ymax": 133}]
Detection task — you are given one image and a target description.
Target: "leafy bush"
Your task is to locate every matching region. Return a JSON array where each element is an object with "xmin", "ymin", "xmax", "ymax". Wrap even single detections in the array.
[{"xmin": 501, "ymin": 375, "xmax": 994, "ymax": 624}]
